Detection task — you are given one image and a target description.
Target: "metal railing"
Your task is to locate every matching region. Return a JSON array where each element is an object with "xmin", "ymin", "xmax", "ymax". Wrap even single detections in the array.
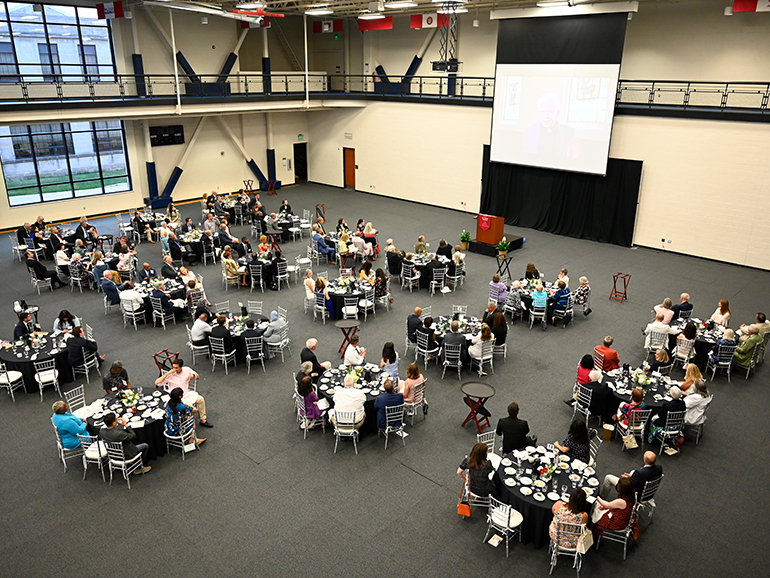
[{"xmin": 0, "ymin": 74, "xmax": 768, "ymax": 115}]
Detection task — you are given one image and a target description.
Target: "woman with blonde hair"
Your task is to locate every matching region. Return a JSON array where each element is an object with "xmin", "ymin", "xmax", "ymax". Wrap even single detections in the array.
[
  {"xmin": 648, "ymin": 349, "xmax": 670, "ymax": 373},
  {"xmin": 363, "ymin": 222, "xmax": 378, "ymax": 257},
  {"xmin": 468, "ymin": 324, "xmax": 494, "ymax": 373},
  {"xmin": 680, "ymin": 363, "xmax": 703, "ymax": 394},
  {"xmin": 710, "ymin": 299, "xmax": 731, "ymax": 326},
  {"xmin": 90, "ymin": 250, "xmax": 109, "ymax": 287},
  {"xmin": 221, "ymin": 246, "xmax": 242, "ymax": 285},
  {"xmin": 257, "ymin": 235, "xmax": 270, "ymax": 255}
]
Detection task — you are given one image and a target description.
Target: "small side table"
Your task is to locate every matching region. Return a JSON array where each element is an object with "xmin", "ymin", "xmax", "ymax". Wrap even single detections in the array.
[
  {"xmin": 495, "ymin": 255, "xmax": 513, "ymax": 281},
  {"xmin": 610, "ymin": 272, "xmax": 631, "ymax": 303},
  {"xmin": 335, "ymin": 319, "xmax": 360, "ymax": 359},
  {"xmin": 461, "ymin": 381, "xmax": 496, "ymax": 434}
]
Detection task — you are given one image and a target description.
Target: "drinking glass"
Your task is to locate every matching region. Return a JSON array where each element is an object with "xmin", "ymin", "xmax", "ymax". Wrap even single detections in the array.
[{"xmin": 561, "ymin": 484, "xmax": 568, "ymax": 497}]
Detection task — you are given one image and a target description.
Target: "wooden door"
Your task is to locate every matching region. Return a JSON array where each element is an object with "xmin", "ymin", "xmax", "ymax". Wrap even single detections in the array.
[{"xmin": 343, "ymin": 148, "xmax": 355, "ymax": 188}]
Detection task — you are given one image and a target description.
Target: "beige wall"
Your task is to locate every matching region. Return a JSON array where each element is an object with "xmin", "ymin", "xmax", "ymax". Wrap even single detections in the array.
[
  {"xmin": 610, "ymin": 115, "xmax": 770, "ymax": 269},
  {"xmin": 307, "ymin": 101, "xmax": 490, "ymax": 214}
]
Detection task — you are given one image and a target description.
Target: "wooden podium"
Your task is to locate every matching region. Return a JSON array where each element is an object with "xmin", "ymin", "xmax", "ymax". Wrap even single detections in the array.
[{"xmin": 476, "ymin": 215, "xmax": 505, "ymax": 245}]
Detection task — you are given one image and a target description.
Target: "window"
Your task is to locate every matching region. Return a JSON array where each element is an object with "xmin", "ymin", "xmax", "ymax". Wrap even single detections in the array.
[
  {"xmin": 38, "ymin": 42, "xmax": 61, "ymax": 82},
  {"xmin": 80, "ymin": 43, "xmax": 97, "ymax": 81},
  {"xmin": 1, "ymin": 121, "xmax": 131, "ymax": 206},
  {"xmin": 0, "ymin": 41, "xmax": 18, "ymax": 82}
]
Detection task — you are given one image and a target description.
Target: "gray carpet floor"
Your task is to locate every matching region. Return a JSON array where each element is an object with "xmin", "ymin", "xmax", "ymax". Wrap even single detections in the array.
[{"xmin": 1, "ymin": 183, "xmax": 767, "ymax": 578}]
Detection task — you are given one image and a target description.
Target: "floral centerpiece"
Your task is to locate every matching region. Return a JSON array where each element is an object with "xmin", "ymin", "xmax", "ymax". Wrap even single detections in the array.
[
  {"xmin": 496, "ymin": 236, "xmax": 511, "ymax": 259},
  {"xmin": 122, "ymin": 390, "xmax": 140, "ymax": 407},
  {"xmin": 538, "ymin": 463, "xmax": 556, "ymax": 481},
  {"xmin": 258, "ymin": 251, "xmax": 271, "ymax": 260},
  {"xmin": 346, "ymin": 365, "xmax": 363, "ymax": 385},
  {"xmin": 338, "ymin": 277, "xmax": 350, "ymax": 288},
  {"xmin": 633, "ymin": 370, "xmax": 651, "ymax": 388},
  {"xmin": 189, "ymin": 229, "xmax": 202, "ymax": 240}
]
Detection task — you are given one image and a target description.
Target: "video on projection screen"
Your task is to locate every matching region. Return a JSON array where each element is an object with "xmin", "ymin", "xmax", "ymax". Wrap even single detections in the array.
[{"xmin": 490, "ymin": 64, "xmax": 621, "ymax": 175}]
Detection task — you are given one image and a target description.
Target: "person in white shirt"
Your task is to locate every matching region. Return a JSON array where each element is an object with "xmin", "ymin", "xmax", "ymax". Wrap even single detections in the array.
[
  {"xmin": 344, "ymin": 334, "xmax": 366, "ymax": 366},
  {"xmin": 262, "ymin": 310, "xmax": 287, "ymax": 346},
  {"xmin": 653, "ymin": 298, "xmax": 675, "ymax": 325},
  {"xmin": 683, "ymin": 379, "xmax": 711, "ymax": 425},
  {"xmin": 190, "ymin": 311, "xmax": 213, "ymax": 345},
  {"xmin": 556, "ymin": 268, "xmax": 569, "ymax": 288},
  {"xmin": 331, "ymin": 374, "xmax": 366, "ymax": 429},
  {"xmin": 119, "ymin": 282, "xmax": 145, "ymax": 312},
  {"xmin": 154, "ymin": 358, "xmax": 212, "ymax": 428},
  {"xmin": 643, "ymin": 313, "xmax": 680, "ymax": 349}
]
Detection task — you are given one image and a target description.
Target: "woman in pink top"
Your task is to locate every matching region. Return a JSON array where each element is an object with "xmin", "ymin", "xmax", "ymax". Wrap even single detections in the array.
[
  {"xmin": 398, "ymin": 362, "xmax": 423, "ymax": 403},
  {"xmin": 710, "ymin": 299, "xmax": 731, "ymax": 326}
]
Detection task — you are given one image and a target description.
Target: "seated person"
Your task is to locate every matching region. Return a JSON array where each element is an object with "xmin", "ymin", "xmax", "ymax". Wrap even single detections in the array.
[
  {"xmin": 709, "ymin": 299, "xmax": 731, "ymax": 326},
  {"xmin": 138, "ymin": 262, "xmax": 158, "ymax": 283},
  {"xmin": 257, "ymin": 235, "xmax": 271, "ymax": 255},
  {"xmin": 481, "ymin": 302, "xmax": 498, "ymax": 327},
  {"xmin": 524, "ymin": 262, "xmax": 540, "ymax": 280},
  {"xmin": 496, "ymin": 402, "xmax": 530, "ymax": 453},
  {"xmin": 653, "ymin": 298, "xmax": 675, "ymax": 325},
  {"xmin": 435, "ymin": 239, "xmax": 452, "ymax": 259},
  {"xmin": 573, "ymin": 276, "xmax": 591, "ymax": 315},
  {"xmin": 456, "ymin": 442, "xmax": 495, "ymax": 497},
  {"xmin": 66, "ymin": 325, "xmax": 105, "ymax": 367},
  {"xmin": 644, "ymin": 313, "xmax": 679, "ymax": 349},
  {"xmin": 397, "ymin": 362, "xmax": 423, "ymax": 404},
  {"xmin": 468, "ymin": 324, "xmax": 493, "ymax": 373},
  {"xmin": 555, "ymin": 268, "xmax": 570, "ymax": 288},
  {"xmin": 102, "ymin": 360, "xmax": 132, "ymax": 393},
  {"xmin": 343, "ymin": 334, "xmax": 366, "ymax": 366},
  {"xmin": 738, "ymin": 312, "xmax": 770, "ymax": 342},
  {"xmin": 300, "ymin": 338, "xmax": 332, "ymax": 383},
  {"xmin": 734, "ymin": 325, "xmax": 762, "ymax": 365},
  {"xmin": 581, "ymin": 369, "xmax": 614, "ymax": 424},
  {"xmin": 180, "ymin": 217, "xmax": 195, "ymax": 234},
  {"xmin": 548, "ymin": 279, "xmax": 571, "ymax": 325},
  {"xmin": 386, "ymin": 249, "xmax": 404, "ymax": 277},
  {"xmin": 53, "ymin": 310, "xmax": 80, "ymax": 334},
  {"xmin": 351, "ymin": 231, "xmax": 373, "ymax": 259},
  {"xmin": 647, "ymin": 349, "xmax": 671, "ymax": 373},
  {"xmin": 211, "ymin": 314, "xmax": 235, "ymax": 353},
  {"xmin": 531, "ymin": 283, "xmax": 548, "ymax": 310},
  {"xmin": 613, "ymin": 387, "xmax": 645, "ymax": 427},
  {"xmin": 297, "ymin": 376, "xmax": 324, "ymax": 429},
  {"xmin": 14, "ymin": 312, "xmax": 38, "ymax": 340},
  {"xmin": 312, "ymin": 224, "xmax": 336, "ymax": 264},
  {"xmin": 683, "ymin": 379, "xmax": 711, "ymax": 426},
  {"xmin": 489, "ymin": 274, "xmax": 507, "ymax": 305},
  {"xmin": 51, "ymin": 400, "xmax": 90, "ymax": 449},
  {"xmin": 99, "ymin": 413, "xmax": 151, "ymax": 474},
  {"xmin": 374, "ymin": 379, "xmax": 404, "ymax": 429},
  {"xmin": 161, "ymin": 255, "xmax": 179, "ymax": 280},
  {"xmin": 101, "ymin": 270, "xmax": 125, "ymax": 305},
  {"xmin": 151, "ymin": 281, "xmax": 186, "ymax": 314},
  {"xmin": 414, "ymin": 235, "xmax": 427, "ymax": 253},
  {"xmin": 119, "ymin": 282, "xmax": 144, "ymax": 313},
  {"xmin": 262, "ymin": 310, "xmax": 287, "ymax": 346},
  {"xmin": 593, "ymin": 477, "xmax": 635, "ymax": 535},
  {"xmin": 594, "ymin": 336, "xmax": 620, "ymax": 371},
  {"xmin": 26, "ymin": 251, "xmax": 65, "ymax": 288},
  {"xmin": 359, "ymin": 260, "xmax": 375, "ymax": 285},
  {"xmin": 600, "ymin": 451, "xmax": 662, "ymax": 502},
  {"xmin": 190, "ymin": 311, "xmax": 212, "ymax": 346},
  {"xmin": 576, "ymin": 354, "xmax": 594, "ymax": 385},
  {"xmin": 156, "ymin": 359, "xmax": 212, "ymax": 427},
  {"xmin": 680, "ymin": 363, "xmax": 703, "ymax": 394},
  {"xmin": 647, "ymin": 386, "xmax": 686, "ymax": 443},
  {"xmin": 406, "ymin": 307, "xmax": 423, "ymax": 344},
  {"xmin": 133, "ymin": 211, "xmax": 156, "ymax": 243},
  {"xmin": 442, "ymin": 320, "xmax": 468, "ymax": 364},
  {"xmin": 330, "ymin": 374, "xmax": 366, "ymax": 429},
  {"xmin": 415, "ymin": 316, "xmax": 440, "ymax": 354},
  {"xmin": 670, "ymin": 292, "xmax": 693, "ymax": 321},
  {"xmin": 164, "ymin": 387, "xmax": 207, "ymax": 445},
  {"xmin": 553, "ymin": 418, "xmax": 595, "ymax": 463},
  {"xmin": 549, "ymin": 490, "xmax": 589, "ymax": 549}
]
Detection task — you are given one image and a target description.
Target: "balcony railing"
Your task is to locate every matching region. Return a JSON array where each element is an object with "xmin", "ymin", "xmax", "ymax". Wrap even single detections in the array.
[{"xmin": 0, "ymin": 74, "xmax": 768, "ymax": 116}]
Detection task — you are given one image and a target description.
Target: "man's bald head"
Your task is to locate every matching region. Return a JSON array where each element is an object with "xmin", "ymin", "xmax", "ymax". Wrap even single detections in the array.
[
  {"xmin": 414, "ymin": 307, "xmax": 422, "ymax": 316},
  {"xmin": 643, "ymin": 451, "xmax": 657, "ymax": 466}
]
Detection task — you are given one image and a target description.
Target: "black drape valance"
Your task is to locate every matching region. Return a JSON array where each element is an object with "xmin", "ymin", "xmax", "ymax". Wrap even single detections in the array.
[{"xmin": 480, "ymin": 146, "xmax": 642, "ymax": 247}]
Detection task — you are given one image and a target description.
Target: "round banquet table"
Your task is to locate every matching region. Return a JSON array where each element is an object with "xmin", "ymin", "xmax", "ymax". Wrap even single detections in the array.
[
  {"xmin": 213, "ymin": 312, "xmax": 269, "ymax": 362},
  {"xmin": 665, "ymin": 318, "xmax": 724, "ymax": 372},
  {"xmin": 85, "ymin": 387, "xmax": 167, "ymax": 461},
  {"xmin": 134, "ymin": 279, "xmax": 187, "ymax": 322},
  {"xmin": 327, "ymin": 280, "xmax": 365, "ymax": 319},
  {"xmin": 496, "ymin": 449, "xmax": 600, "ymax": 549},
  {"xmin": 317, "ymin": 363, "xmax": 388, "ymax": 435},
  {"xmin": 0, "ymin": 335, "xmax": 74, "ymax": 394}
]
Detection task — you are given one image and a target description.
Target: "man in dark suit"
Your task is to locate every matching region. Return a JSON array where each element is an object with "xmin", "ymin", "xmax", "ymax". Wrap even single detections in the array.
[
  {"xmin": 670, "ymin": 293, "xmax": 694, "ymax": 321},
  {"xmin": 99, "ymin": 413, "xmax": 151, "ymax": 474},
  {"xmin": 374, "ymin": 379, "xmax": 404, "ymax": 430},
  {"xmin": 218, "ymin": 224, "xmax": 238, "ymax": 251},
  {"xmin": 168, "ymin": 233, "xmax": 196, "ymax": 265},
  {"xmin": 161, "ymin": 256, "xmax": 179, "ymax": 279},
  {"xmin": 16, "ymin": 222, "xmax": 31, "ymax": 247},
  {"xmin": 13, "ymin": 312, "xmax": 38, "ymax": 340},
  {"xmin": 101, "ymin": 270, "xmax": 125, "ymax": 305},
  {"xmin": 406, "ymin": 307, "xmax": 423, "ymax": 344},
  {"xmin": 386, "ymin": 249, "xmax": 403, "ymax": 277},
  {"xmin": 26, "ymin": 251, "xmax": 65, "ymax": 288},
  {"xmin": 600, "ymin": 451, "xmax": 663, "ymax": 502},
  {"xmin": 73, "ymin": 218, "xmax": 94, "ymax": 248},
  {"xmin": 482, "ymin": 302, "xmax": 498, "ymax": 327},
  {"xmin": 210, "ymin": 314, "xmax": 235, "ymax": 353},
  {"xmin": 151, "ymin": 280, "xmax": 184, "ymax": 316},
  {"xmin": 66, "ymin": 325, "xmax": 105, "ymax": 367},
  {"xmin": 435, "ymin": 239, "xmax": 453, "ymax": 260},
  {"xmin": 180, "ymin": 218, "xmax": 195, "ymax": 234},
  {"xmin": 423, "ymin": 255, "xmax": 446, "ymax": 291},
  {"xmin": 138, "ymin": 262, "xmax": 158, "ymax": 283},
  {"xmin": 240, "ymin": 318, "xmax": 265, "ymax": 358},
  {"xmin": 300, "ymin": 338, "xmax": 330, "ymax": 383},
  {"xmin": 133, "ymin": 211, "xmax": 156, "ymax": 243},
  {"xmin": 496, "ymin": 402, "xmax": 532, "ymax": 454},
  {"xmin": 582, "ymin": 369, "xmax": 615, "ymax": 424}
]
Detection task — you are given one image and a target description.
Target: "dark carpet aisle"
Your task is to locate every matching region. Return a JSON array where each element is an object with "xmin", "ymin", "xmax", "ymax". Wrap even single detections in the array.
[{"xmin": 0, "ymin": 183, "xmax": 766, "ymax": 578}]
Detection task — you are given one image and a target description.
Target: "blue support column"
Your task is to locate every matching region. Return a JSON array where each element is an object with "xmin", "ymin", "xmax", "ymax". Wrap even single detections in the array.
[
  {"xmin": 262, "ymin": 57, "xmax": 272, "ymax": 95},
  {"xmin": 132, "ymin": 54, "xmax": 146, "ymax": 97},
  {"xmin": 146, "ymin": 161, "xmax": 158, "ymax": 199},
  {"xmin": 217, "ymin": 53, "xmax": 238, "ymax": 83},
  {"xmin": 266, "ymin": 149, "xmax": 276, "ymax": 180},
  {"xmin": 247, "ymin": 159, "xmax": 267, "ymax": 184},
  {"xmin": 161, "ymin": 166, "xmax": 183, "ymax": 199},
  {"xmin": 175, "ymin": 52, "xmax": 201, "ymax": 83}
]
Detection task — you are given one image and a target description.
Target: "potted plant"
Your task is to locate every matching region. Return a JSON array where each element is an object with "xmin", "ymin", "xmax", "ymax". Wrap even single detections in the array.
[
  {"xmin": 496, "ymin": 236, "xmax": 510, "ymax": 259},
  {"xmin": 459, "ymin": 230, "xmax": 471, "ymax": 251}
]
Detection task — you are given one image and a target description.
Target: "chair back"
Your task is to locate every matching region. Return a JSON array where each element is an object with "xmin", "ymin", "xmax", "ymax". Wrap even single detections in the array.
[
  {"xmin": 452, "ymin": 304, "xmax": 468, "ymax": 315},
  {"xmin": 105, "ymin": 440, "xmax": 127, "ymax": 464},
  {"xmin": 589, "ymin": 436, "xmax": 602, "ymax": 466},
  {"xmin": 339, "ymin": 267, "xmax": 353, "ymax": 277},
  {"xmin": 277, "ymin": 261, "xmax": 288, "ymax": 277},
  {"xmin": 64, "ymin": 384, "xmax": 85, "ymax": 411},
  {"xmin": 215, "ymin": 301, "xmax": 230, "ymax": 314},
  {"xmin": 209, "ymin": 336, "xmax": 226, "ymax": 356},
  {"xmin": 278, "ymin": 306, "xmax": 288, "ymax": 321},
  {"xmin": 34, "ymin": 358, "xmax": 56, "ymax": 373},
  {"xmin": 657, "ymin": 363, "xmax": 674, "ymax": 377},
  {"xmin": 315, "ymin": 291, "xmax": 326, "ymax": 309},
  {"xmin": 640, "ymin": 474, "xmax": 664, "ymax": 504},
  {"xmin": 416, "ymin": 330, "xmax": 430, "ymax": 352},
  {"xmin": 412, "ymin": 379, "xmax": 426, "ymax": 403},
  {"xmin": 343, "ymin": 296, "xmax": 358, "ymax": 317},
  {"xmin": 149, "ymin": 296, "xmax": 164, "ymax": 314},
  {"xmin": 477, "ymin": 431, "xmax": 496, "ymax": 455},
  {"xmin": 247, "ymin": 300, "xmax": 263, "ymax": 315},
  {"xmin": 626, "ymin": 408, "xmax": 653, "ymax": 431},
  {"xmin": 443, "ymin": 343, "xmax": 461, "ymax": 365},
  {"xmin": 488, "ymin": 496, "xmax": 514, "ymax": 528},
  {"xmin": 679, "ymin": 309, "xmax": 693, "ymax": 320},
  {"xmin": 593, "ymin": 348, "xmax": 605, "ymax": 371},
  {"xmin": 334, "ymin": 410, "xmax": 357, "ymax": 431},
  {"xmin": 716, "ymin": 343, "xmax": 738, "ymax": 363},
  {"xmin": 489, "ymin": 284, "xmax": 500, "ymax": 303},
  {"xmin": 432, "ymin": 269, "xmax": 445, "ymax": 283},
  {"xmin": 663, "ymin": 410, "xmax": 686, "ymax": 432},
  {"xmin": 554, "ymin": 521, "xmax": 585, "ymax": 551},
  {"xmin": 576, "ymin": 384, "xmax": 593, "ymax": 409},
  {"xmin": 480, "ymin": 339, "xmax": 495, "ymax": 361},
  {"xmin": 420, "ymin": 306, "xmax": 432, "ymax": 320},
  {"xmin": 384, "ymin": 403, "xmax": 405, "ymax": 428},
  {"xmin": 187, "ymin": 288, "xmax": 203, "ymax": 311},
  {"xmin": 676, "ymin": 334, "xmax": 695, "ymax": 358},
  {"xmin": 245, "ymin": 336, "xmax": 264, "ymax": 358}
]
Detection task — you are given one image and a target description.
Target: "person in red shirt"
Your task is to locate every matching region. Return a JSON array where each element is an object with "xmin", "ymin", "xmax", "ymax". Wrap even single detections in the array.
[{"xmin": 594, "ymin": 336, "xmax": 620, "ymax": 371}]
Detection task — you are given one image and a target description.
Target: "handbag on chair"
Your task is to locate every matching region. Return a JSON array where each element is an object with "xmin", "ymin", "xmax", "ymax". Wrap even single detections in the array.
[
  {"xmin": 457, "ymin": 478, "xmax": 472, "ymax": 517},
  {"xmin": 621, "ymin": 432, "xmax": 638, "ymax": 450},
  {"xmin": 576, "ymin": 527, "xmax": 594, "ymax": 553}
]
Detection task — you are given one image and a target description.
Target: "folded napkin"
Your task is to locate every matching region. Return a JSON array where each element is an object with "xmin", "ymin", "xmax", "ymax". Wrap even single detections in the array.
[
  {"xmin": 182, "ymin": 391, "xmax": 198, "ymax": 405},
  {"xmin": 72, "ymin": 407, "xmax": 89, "ymax": 419},
  {"xmin": 488, "ymin": 453, "xmax": 502, "ymax": 470},
  {"xmin": 571, "ymin": 459, "xmax": 587, "ymax": 471},
  {"xmin": 130, "ymin": 420, "xmax": 145, "ymax": 429}
]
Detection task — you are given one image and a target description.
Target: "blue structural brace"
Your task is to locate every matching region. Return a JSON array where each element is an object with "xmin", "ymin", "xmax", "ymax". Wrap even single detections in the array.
[
  {"xmin": 217, "ymin": 53, "xmax": 238, "ymax": 83},
  {"xmin": 132, "ymin": 54, "xmax": 146, "ymax": 97},
  {"xmin": 175, "ymin": 52, "xmax": 201, "ymax": 83},
  {"xmin": 262, "ymin": 57, "xmax": 272, "ymax": 94},
  {"xmin": 146, "ymin": 161, "xmax": 158, "ymax": 199},
  {"xmin": 247, "ymin": 159, "xmax": 267, "ymax": 184},
  {"xmin": 161, "ymin": 166, "xmax": 184, "ymax": 198},
  {"xmin": 403, "ymin": 55, "xmax": 421, "ymax": 80}
]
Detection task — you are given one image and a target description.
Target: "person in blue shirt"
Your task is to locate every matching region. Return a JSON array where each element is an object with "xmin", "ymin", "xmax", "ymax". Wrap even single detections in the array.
[
  {"xmin": 51, "ymin": 400, "xmax": 90, "ymax": 449},
  {"xmin": 164, "ymin": 387, "xmax": 207, "ymax": 445},
  {"xmin": 374, "ymin": 379, "xmax": 404, "ymax": 430},
  {"xmin": 312, "ymin": 224, "xmax": 336, "ymax": 264},
  {"xmin": 138, "ymin": 262, "xmax": 158, "ymax": 283},
  {"xmin": 101, "ymin": 270, "xmax": 126, "ymax": 305},
  {"xmin": 548, "ymin": 279, "xmax": 571, "ymax": 326}
]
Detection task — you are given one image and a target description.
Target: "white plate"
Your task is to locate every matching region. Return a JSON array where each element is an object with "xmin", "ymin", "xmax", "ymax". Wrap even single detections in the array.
[
  {"xmin": 533, "ymin": 480, "xmax": 547, "ymax": 490},
  {"xmin": 533, "ymin": 492, "xmax": 545, "ymax": 502},
  {"xmin": 323, "ymin": 371, "xmax": 332, "ymax": 378},
  {"xmin": 525, "ymin": 446, "xmax": 536, "ymax": 453},
  {"xmin": 584, "ymin": 467, "xmax": 595, "ymax": 476},
  {"xmin": 319, "ymin": 384, "xmax": 328, "ymax": 391},
  {"xmin": 142, "ymin": 410, "xmax": 152, "ymax": 418},
  {"xmin": 582, "ymin": 487, "xmax": 594, "ymax": 496},
  {"xmin": 338, "ymin": 365, "xmax": 346, "ymax": 370},
  {"xmin": 569, "ymin": 474, "xmax": 581, "ymax": 482},
  {"xmin": 501, "ymin": 458, "xmax": 512, "ymax": 466},
  {"xmin": 547, "ymin": 492, "xmax": 561, "ymax": 501},
  {"xmin": 361, "ymin": 388, "xmax": 371, "ymax": 394},
  {"xmin": 559, "ymin": 455, "xmax": 570, "ymax": 462},
  {"xmin": 320, "ymin": 378, "xmax": 330, "ymax": 383},
  {"xmin": 92, "ymin": 412, "xmax": 103, "ymax": 419},
  {"xmin": 505, "ymin": 478, "xmax": 516, "ymax": 487},
  {"xmin": 370, "ymin": 390, "xmax": 380, "ymax": 396},
  {"xmin": 331, "ymin": 369, "xmax": 339, "ymax": 374},
  {"xmin": 153, "ymin": 391, "xmax": 162, "ymax": 397},
  {"xmin": 137, "ymin": 405, "xmax": 147, "ymax": 411},
  {"xmin": 536, "ymin": 446, "xmax": 547, "ymax": 453},
  {"xmin": 519, "ymin": 477, "xmax": 532, "ymax": 485},
  {"xmin": 130, "ymin": 416, "xmax": 142, "ymax": 422},
  {"xmin": 587, "ymin": 478, "xmax": 599, "ymax": 487},
  {"xmin": 143, "ymin": 395, "xmax": 153, "ymax": 401},
  {"xmin": 327, "ymin": 388, "xmax": 335, "ymax": 395},
  {"xmin": 504, "ymin": 467, "xmax": 515, "ymax": 475},
  {"xmin": 544, "ymin": 451, "xmax": 555, "ymax": 460},
  {"xmin": 519, "ymin": 487, "xmax": 532, "ymax": 496},
  {"xmin": 558, "ymin": 463, "xmax": 569, "ymax": 470}
]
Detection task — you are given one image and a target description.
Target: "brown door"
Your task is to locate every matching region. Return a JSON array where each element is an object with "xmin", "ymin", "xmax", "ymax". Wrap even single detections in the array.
[{"xmin": 343, "ymin": 148, "xmax": 355, "ymax": 188}]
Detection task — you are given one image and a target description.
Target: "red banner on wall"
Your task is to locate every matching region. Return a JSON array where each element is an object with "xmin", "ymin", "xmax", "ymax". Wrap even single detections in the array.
[
  {"xmin": 96, "ymin": 1, "xmax": 124, "ymax": 19},
  {"xmin": 732, "ymin": 0, "xmax": 770, "ymax": 12},
  {"xmin": 410, "ymin": 13, "xmax": 449, "ymax": 29},
  {"xmin": 358, "ymin": 16, "xmax": 393, "ymax": 31},
  {"xmin": 312, "ymin": 19, "xmax": 344, "ymax": 33}
]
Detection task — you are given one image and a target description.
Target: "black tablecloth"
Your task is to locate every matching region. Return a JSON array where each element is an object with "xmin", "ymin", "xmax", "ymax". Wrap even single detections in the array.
[
  {"xmin": 317, "ymin": 365, "xmax": 388, "ymax": 435},
  {"xmin": 496, "ymin": 452, "xmax": 598, "ymax": 549},
  {"xmin": 0, "ymin": 336, "xmax": 73, "ymax": 394},
  {"xmin": 86, "ymin": 387, "xmax": 166, "ymax": 461}
]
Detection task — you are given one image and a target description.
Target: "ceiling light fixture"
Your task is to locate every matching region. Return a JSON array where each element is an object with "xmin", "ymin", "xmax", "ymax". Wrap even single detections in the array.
[
  {"xmin": 438, "ymin": 6, "xmax": 468, "ymax": 13},
  {"xmin": 358, "ymin": 12, "xmax": 385, "ymax": 18},
  {"xmin": 536, "ymin": 1, "xmax": 570, "ymax": 7},
  {"xmin": 304, "ymin": 8, "xmax": 333, "ymax": 14},
  {"xmin": 236, "ymin": 2, "xmax": 265, "ymax": 8},
  {"xmin": 383, "ymin": 1, "xmax": 417, "ymax": 8}
]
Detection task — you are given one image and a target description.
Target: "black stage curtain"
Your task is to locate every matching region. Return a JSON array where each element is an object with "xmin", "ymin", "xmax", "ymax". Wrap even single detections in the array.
[{"xmin": 481, "ymin": 146, "xmax": 642, "ymax": 247}]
